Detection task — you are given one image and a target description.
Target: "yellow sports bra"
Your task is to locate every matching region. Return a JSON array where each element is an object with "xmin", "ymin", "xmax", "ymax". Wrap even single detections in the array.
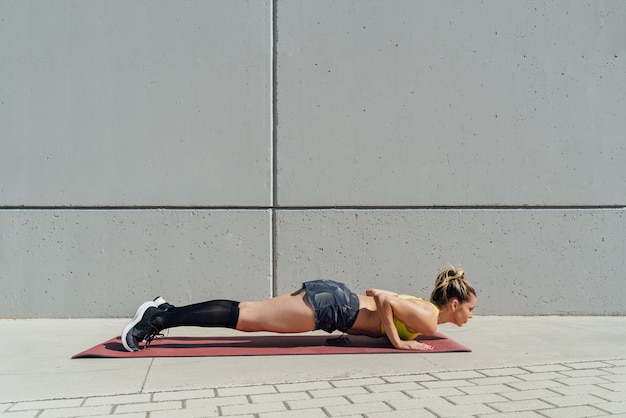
[{"xmin": 381, "ymin": 295, "xmax": 440, "ymax": 341}]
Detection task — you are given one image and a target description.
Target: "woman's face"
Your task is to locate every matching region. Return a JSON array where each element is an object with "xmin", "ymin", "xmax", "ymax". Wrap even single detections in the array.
[{"xmin": 453, "ymin": 294, "xmax": 477, "ymax": 327}]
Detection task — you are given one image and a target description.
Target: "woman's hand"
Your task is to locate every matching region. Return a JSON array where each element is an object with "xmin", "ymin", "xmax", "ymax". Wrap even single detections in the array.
[
  {"xmin": 366, "ymin": 288, "xmax": 398, "ymax": 297},
  {"xmin": 397, "ymin": 340, "xmax": 434, "ymax": 351}
]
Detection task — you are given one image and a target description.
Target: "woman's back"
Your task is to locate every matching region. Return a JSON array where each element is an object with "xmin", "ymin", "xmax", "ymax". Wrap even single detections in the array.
[{"xmin": 345, "ymin": 295, "xmax": 382, "ymax": 337}]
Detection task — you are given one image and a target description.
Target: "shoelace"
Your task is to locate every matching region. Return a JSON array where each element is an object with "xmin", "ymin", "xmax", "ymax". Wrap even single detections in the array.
[{"xmin": 142, "ymin": 327, "xmax": 168, "ymax": 349}]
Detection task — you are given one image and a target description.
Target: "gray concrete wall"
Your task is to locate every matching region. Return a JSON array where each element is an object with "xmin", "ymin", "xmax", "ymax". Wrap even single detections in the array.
[{"xmin": 1, "ymin": 0, "xmax": 624, "ymax": 317}]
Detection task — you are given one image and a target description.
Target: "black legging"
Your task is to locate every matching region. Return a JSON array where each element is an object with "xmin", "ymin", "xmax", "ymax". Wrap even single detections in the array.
[{"xmin": 149, "ymin": 300, "xmax": 240, "ymax": 331}]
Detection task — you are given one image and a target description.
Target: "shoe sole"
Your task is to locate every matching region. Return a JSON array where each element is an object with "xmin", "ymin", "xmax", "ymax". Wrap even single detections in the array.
[{"xmin": 121, "ymin": 300, "xmax": 158, "ymax": 352}]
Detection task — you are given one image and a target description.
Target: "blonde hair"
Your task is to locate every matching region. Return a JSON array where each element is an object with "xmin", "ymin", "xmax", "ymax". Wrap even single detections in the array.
[{"xmin": 429, "ymin": 265, "xmax": 476, "ymax": 306}]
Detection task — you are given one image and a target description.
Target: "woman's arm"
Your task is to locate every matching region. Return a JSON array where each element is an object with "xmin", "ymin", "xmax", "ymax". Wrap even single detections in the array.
[{"xmin": 373, "ymin": 294, "xmax": 436, "ymax": 350}]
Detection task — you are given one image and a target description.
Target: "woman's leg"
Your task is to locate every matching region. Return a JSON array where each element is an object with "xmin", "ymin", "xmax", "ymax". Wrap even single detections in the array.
[
  {"xmin": 149, "ymin": 300, "xmax": 240, "ymax": 330},
  {"xmin": 122, "ymin": 289, "xmax": 316, "ymax": 351},
  {"xmin": 150, "ymin": 290, "xmax": 316, "ymax": 333},
  {"xmin": 236, "ymin": 288, "xmax": 316, "ymax": 333}
]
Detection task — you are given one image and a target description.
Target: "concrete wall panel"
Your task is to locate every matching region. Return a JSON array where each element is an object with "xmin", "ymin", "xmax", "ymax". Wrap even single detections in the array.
[
  {"xmin": 276, "ymin": 0, "xmax": 626, "ymax": 206},
  {"xmin": 0, "ymin": 210, "xmax": 271, "ymax": 318},
  {"xmin": 275, "ymin": 209, "xmax": 625, "ymax": 315},
  {"xmin": 0, "ymin": 0, "xmax": 272, "ymax": 206},
  {"xmin": 1, "ymin": 0, "xmax": 624, "ymax": 317}
]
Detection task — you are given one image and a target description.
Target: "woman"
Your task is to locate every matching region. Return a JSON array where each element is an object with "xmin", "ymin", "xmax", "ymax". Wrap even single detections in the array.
[{"xmin": 122, "ymin": 265, "xmax": 477, "ymax": 352}]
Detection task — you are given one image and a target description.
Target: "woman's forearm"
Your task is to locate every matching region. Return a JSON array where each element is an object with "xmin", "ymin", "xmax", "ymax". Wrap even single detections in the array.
[{"xmin": 373, "ymin": 294, "xmax": 404, "ymax": 349}]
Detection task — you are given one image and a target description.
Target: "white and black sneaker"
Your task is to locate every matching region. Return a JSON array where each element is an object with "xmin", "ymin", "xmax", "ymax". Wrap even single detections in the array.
[{"xmin": 121, "ymin": 300, "xmax": 162, "ymax": 352}]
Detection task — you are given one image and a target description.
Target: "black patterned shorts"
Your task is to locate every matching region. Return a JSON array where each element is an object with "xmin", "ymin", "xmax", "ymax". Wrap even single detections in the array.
[{"xmin": 302, "ymin": 279, "xmax": 360, "ymax": 333}]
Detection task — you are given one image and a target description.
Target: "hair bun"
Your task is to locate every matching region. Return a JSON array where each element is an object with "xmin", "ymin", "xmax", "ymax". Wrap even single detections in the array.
[
  {"xmin": 447, "ymin": 268, "xmax": 464, "ymax": 280},
  {"xmin": 430, "ymin": 265, "xmax": 475, "ymax": 306}
]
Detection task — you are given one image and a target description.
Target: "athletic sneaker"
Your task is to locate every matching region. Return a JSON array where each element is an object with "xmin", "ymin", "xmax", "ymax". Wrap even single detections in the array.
[
  {"xmin": 153, "ymin": 296, "xmax": 175, "ymax": 311},
  {"xmin": 121, "ymin": 300, "xmax": 162, "ymax": 352}
]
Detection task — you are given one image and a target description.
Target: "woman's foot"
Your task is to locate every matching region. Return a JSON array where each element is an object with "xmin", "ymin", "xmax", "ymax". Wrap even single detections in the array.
[{"xmin": 121, "ymin": 301, "xmax": 162, "ymax": 352}]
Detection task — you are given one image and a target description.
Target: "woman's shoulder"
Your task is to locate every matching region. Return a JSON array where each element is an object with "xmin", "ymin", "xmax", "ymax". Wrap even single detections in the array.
[{"xmin": 397, "ymin": 294, "xmax": 440, "ymax": 313}]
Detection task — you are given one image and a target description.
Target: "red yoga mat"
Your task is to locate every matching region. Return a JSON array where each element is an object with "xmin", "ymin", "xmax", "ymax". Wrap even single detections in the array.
[{"xmin": 72, "ymin": 332, "xmax": 470, "ymax": 358}]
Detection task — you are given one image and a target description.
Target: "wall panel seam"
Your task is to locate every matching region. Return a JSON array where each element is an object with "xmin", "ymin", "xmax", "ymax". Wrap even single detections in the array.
[
  {"xmin": 271, "ymin": 0, "xmax": 279, "ymax": 297},
  {"xmin": 1, "ymin": 206, "xmax": 624, "ymax": 211}
]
